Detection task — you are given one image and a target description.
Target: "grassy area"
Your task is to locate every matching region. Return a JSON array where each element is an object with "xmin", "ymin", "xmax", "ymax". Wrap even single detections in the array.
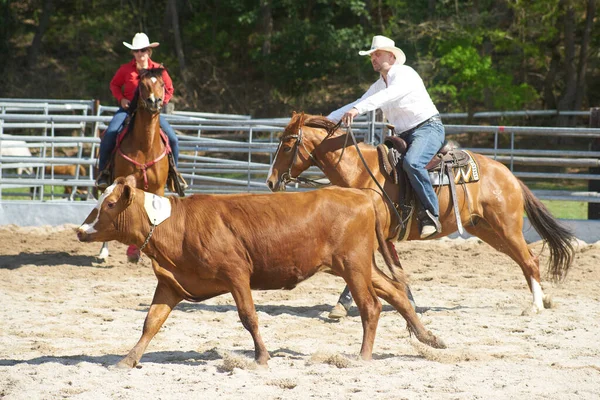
[
  {"xmin": 525, "ymin": 179, "xmax": 589, "ymax": 220},
  {"xmin": 540, "ymin": 200, "xmax": 587, "ymax": 220}
]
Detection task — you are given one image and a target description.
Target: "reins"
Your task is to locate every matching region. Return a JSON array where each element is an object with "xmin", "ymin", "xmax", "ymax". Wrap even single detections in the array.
[
  {"xmin": 116, "ymin": 77, "xmax": 170, "ymax": 191},
  {"xmin": 278, "ymin": 119, "xmax": 405, "ymax": 233},
  {"xmin": 343, "ymin": 124, "xmax": 405, "ymax": 233}
]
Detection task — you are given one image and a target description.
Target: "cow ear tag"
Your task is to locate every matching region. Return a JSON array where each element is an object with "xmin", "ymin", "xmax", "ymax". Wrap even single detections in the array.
[{"xmin": 143, "ymin": 192, "xmax": 172, "ymax": 225}]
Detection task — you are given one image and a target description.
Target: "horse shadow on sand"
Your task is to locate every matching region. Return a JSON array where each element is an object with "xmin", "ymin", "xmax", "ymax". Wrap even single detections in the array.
[
  {"xmin": 0, "ymin": 252, "xmax": 106, "ymax": 270},
  {"xmin": 0, "ymin": 350, "xmax": 221, "ymax": 369},
  {"xmin": 165, "ymin": 302, "xmax": 470, "ymax": 320}
]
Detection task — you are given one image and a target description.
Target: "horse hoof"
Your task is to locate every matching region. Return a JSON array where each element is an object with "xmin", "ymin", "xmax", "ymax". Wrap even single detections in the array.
[
  {"xmin": 521, "ymin": 305, "xmax": 543, "ymax": 316},
  {"xmin": 543, "ymin": 295, "xmax": 555, "ymax": 309}
]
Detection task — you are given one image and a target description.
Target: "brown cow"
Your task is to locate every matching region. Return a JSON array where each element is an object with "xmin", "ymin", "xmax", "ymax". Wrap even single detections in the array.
[
  {"xmin": 44, "ymin": 164, "xmax": 88, "ymax": 196},
  {"xmin": 76, "ymin": 176, "xmax": 444, "ymax": 368}
]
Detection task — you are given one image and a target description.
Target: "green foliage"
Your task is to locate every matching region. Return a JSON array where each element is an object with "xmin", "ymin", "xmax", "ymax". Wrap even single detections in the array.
[
  {"xmin": 0, "ymin": 0, "xmax": 597, "ymax": 116},
  {"xmin": 430, "ymin": 45, "xmax": 538, "ymax": 112}
]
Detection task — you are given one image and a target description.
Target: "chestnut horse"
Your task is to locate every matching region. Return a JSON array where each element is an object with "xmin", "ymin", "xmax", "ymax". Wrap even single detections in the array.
[
  {"xmin": 98, "ymin": 68, "xmax": 171, "ymax": 263},
  {"xmin": 266, "ymin": 113, "xmax": 575, "ymax": 314}
]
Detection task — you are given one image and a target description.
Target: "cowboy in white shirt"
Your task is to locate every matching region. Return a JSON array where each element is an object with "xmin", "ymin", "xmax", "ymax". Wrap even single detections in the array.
[
  {"xmin": 327, "ymin": 35, "xmax": 445, "ymax": 239},
  {"xmin": 327, "ymin": 35, "xmax": 445, "ymax": 320}
]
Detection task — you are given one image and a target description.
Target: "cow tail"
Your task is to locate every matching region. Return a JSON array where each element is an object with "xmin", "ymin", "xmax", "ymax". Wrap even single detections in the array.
[{"xmin": 374, "ymin": 214, "xmax": 406, "ymax": 286}]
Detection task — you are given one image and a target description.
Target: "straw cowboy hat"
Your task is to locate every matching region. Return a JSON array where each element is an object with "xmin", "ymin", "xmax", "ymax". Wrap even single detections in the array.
[
  {"xmin": 123, "ymin": 33, "xmax": 159, "ymax": 50},
  {"xmin": 359, "ymin": 35, "xmax": 406, "ymax": 65}
]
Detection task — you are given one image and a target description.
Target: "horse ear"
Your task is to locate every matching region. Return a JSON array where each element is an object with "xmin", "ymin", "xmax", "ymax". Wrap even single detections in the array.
[{"xmin": 298, "ymin": 112, "xmax": 306, "ymax": 127}]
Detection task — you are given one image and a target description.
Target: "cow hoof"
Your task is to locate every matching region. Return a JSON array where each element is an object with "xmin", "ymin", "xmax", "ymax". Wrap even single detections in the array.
[
  {"xmin": 116, "ymin": 358, "xmax": 137, "ymax": 369},
  {"xmin": 419, "ymin": 331, "xmax": 446, "ymax": 349},
  {"xmin": 328, "ymin": 303, "xmax": 348, "ymax": 320},
  {"xmin": 98, "ymin": 248, "xmax": 109, "ymax": 261}
]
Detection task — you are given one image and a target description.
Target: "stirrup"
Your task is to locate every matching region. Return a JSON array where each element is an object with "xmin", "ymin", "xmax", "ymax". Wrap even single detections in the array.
[
  {"xmin": 95, "ymin": 170, "xmax": 111, "ymax": 189},
  {"xmin": 418, "ymin": 209, "xmax": 441, "ymax": 239},
  {"xmin": 177, "ymin": 171, "xmax": 189, "ymax": 190}
]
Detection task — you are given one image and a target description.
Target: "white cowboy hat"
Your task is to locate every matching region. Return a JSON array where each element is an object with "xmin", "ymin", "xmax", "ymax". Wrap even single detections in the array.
[
  {"xmin": 123, "ymin": 33, "xmax": 159, "ymax": 50},
  {"xmin": 358, "ymin": 35, "xmax": 406, "ymax": 65}
]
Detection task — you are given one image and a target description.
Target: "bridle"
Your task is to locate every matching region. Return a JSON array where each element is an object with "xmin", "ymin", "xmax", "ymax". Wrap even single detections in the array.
[
  {"xmin": 276, "ymin": 128, "xmax": 328, "ymax": 188},
  {"xmin": 276, "ymin": 123, "xmax": 405, "ymax": 233},
  {"xmin": 116, "ymin": 78, "xmax": 169, "ymax": 190}
]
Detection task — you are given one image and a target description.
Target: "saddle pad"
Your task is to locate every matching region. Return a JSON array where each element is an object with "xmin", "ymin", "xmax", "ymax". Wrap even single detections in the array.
[{"xmin": 429, "ymin": 150, "xmax": 480, "ymax": 186}]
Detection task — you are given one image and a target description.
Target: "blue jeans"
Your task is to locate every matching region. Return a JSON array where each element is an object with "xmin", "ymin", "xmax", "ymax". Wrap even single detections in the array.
[
  {"xmin": 401, "ymin": 121, "xmax": 445, "ymax": 216},
  {"xmin": 98, "ymin": 108, "xmax": 179, "ymax": 170}
]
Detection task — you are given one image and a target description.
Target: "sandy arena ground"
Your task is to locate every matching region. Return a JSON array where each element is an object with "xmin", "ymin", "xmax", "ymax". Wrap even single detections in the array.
[{"xmin": 0, "ymin": 224, "xmax": 599, "ymax": 399}]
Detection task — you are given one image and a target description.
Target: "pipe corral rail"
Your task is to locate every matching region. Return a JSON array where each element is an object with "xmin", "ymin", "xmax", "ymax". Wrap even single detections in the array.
[{"xmin": 1, "ymin": 99, "xmax": 599, "ymax": 207}]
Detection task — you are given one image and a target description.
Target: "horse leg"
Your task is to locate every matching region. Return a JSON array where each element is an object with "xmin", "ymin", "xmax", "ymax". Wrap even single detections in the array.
[
  {"xmin": 127, "ymin": 245, "xmax": 141, "ymax": 263},
  {"xmin": 328, "ymin": 241, "xmax": 416, "ymax": 320},
  {"xmin": 341, "ymin": 259, "xmax": 382, "ymax": 360},
  {"xmin": 98, "ymin": 242, "xmax": 109, "ymax": 261},
  {"xmin": 117, "ymin": 280, "xmax": 182, "ymax": 368},
  {"xmin": 370, "ymin": 265, "xmax": 446, "ymax": 349},
  {"xmin": 228, "ymin": 277, "xmax": 270, "ymax": 365},
  {"xmin": 466, "ymin": 221, "xmax": 547, "ymax": 313}
]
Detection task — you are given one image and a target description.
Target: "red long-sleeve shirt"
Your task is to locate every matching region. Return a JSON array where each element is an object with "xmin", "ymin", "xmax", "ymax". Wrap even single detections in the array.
[{"xmin": 109, "ymin": 58, "xmax": 174, "ymax": 105}]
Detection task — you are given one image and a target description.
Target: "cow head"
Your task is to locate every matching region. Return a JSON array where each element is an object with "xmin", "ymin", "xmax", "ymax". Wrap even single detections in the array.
[{"xmin": 76, "ymin": 175, "xmax": 138, "ymax": 243}]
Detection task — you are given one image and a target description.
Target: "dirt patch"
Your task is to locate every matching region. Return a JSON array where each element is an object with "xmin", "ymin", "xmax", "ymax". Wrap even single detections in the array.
[{"xmin": 0, "ymin": 226, "xmax": 599, "ymax": 399}]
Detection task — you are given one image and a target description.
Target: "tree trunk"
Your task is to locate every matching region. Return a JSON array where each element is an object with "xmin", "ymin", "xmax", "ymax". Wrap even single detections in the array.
[
  {"xmin": 557, "ymin": 0, "xmax": 577, "ymax": 126},
  {"xmin": 27, "ymin": 0, "xmax": 53, "ymax": 68},
  {"xmin": 259, "ymin": 0, "xmax": 272, "ymax": 57},
  {"xmin": 428, "ymin": 0, "xmax": 436, "ymax": 19},
  {"xmin": 167, "ymin": 0, "xmax": 187, "ymax": 87},
  {"xmin": 574, "ymin": 0, "xmax": 595, "ymax": 111}
]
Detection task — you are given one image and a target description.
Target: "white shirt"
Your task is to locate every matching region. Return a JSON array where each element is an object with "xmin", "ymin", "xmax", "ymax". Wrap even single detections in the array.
[{"xmin": 327, "ymin": 64, "xmax": 439, "ymax": 133}]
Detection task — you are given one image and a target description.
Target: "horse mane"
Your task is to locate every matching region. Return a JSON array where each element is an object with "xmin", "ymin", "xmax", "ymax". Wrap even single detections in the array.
[
  {"xmin": 139, "ymin": 67, "xmax": 165, "ymax": 81},
  {"xmin": 288, "ymin": 113, "xmax": 342, "ymax": 136}
]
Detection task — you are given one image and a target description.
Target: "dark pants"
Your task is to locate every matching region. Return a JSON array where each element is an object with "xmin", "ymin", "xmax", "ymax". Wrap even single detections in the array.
[{"xmin": 98, "ymin": 108, "xmax": 179, "ymax": 170}]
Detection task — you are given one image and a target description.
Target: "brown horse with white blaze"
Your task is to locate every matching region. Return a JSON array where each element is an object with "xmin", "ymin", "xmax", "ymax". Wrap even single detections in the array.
[
  {"xmin": 98, "ymin": 68, "xmax": 171, "ymax": 263},
  {"xmin": 266, "ymin": 113, "xmax": 575, "ymax": 314},
  {"xmin": 76, "ymin": 176, "xmax": 445, "ymax": 368}
]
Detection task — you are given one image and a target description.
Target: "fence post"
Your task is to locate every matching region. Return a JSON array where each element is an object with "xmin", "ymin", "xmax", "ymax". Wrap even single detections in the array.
[{"xmin": 589, "ymin": 107, "xmax": 600, "ymax": 219}]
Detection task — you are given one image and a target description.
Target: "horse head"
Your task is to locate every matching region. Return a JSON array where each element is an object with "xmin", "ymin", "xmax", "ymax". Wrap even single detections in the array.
[
  {"xmin": 136, "ymin": 68, "xmax": 166, "ymax": 114},
  {"xmin": 266, "ymin": 112, "xmax": 338, "ymax": 192}
]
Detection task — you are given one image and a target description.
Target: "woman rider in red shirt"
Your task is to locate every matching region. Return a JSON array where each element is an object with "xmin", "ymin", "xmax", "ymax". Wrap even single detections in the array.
[{"xmin": 96, "ymin": 32, "xmax": 179, "ymax": 189}]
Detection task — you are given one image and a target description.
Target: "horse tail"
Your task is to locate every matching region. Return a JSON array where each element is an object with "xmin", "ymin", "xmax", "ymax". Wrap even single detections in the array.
[{"xmin": 519, "ymin": 180, "xmax": 575, "ymax": 281}]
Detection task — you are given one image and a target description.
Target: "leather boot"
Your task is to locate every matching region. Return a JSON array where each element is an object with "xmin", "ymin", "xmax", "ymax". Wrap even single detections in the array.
[
  {"xmin": 95, "ymin": 169, "xmax": 111, "ymax": 190},
  {"xmin": 418, "ymin": 209, "xmax": 441, "ymax": 239}
]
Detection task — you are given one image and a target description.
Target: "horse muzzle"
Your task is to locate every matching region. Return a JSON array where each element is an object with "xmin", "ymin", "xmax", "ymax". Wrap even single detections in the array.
[
  {"xmin": 266, "ymin": 175, "xmax": 288, "ymax": 192},
  {"xmin": 144, "ymin": 98, "xmax": 163, "ymax": 113}
]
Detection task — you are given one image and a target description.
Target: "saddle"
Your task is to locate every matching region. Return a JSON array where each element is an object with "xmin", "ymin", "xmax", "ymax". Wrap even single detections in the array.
[{"xmin": 377, "ymin": 131, "xmax": 480, "ymax": 240}]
